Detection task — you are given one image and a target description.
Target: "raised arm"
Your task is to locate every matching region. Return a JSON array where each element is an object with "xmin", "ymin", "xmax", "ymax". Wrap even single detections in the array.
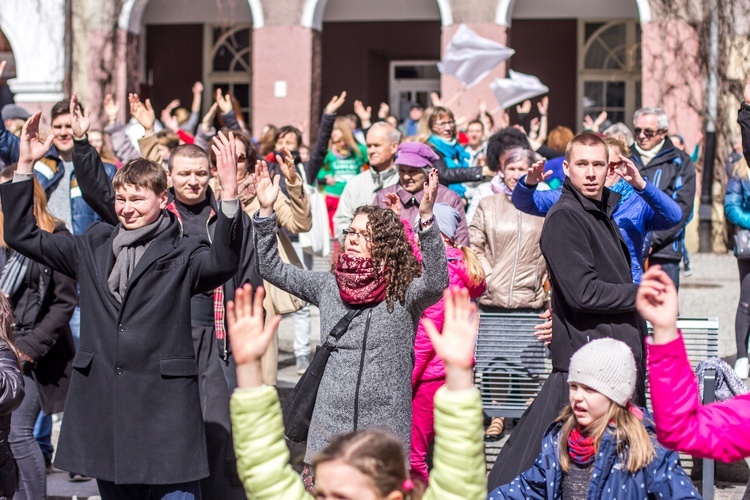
[
  {"xmin": 1, "ymin": 113, "xmax": 79, "ymax": 278},
  {"xmin": 306, "ymin": 92, "xmax": 345, "ymax": 183},
  {"xmin": 542, "ymin": 210, "xmax": 637, "ymax": 313},
  {"xmin": 511, "ymin": 161, "xmax": 559, "ymax": 217},
  {"xmin": 617, "ymin": 154, "xmax": 681, "ymax": 232},
  {"xmin": 405, "ymin": 170, "xmax": 449, "ymax": 316},
  {"xmin": 252, "ymin": 160, "xmax": 325, "ymax": 305},
  {"xmin": 272, "ymin": 148, "xmax": 311, "ymax": 233},
  {"xmin": 434, "ymin": 156, "xmax": 483, "ymax": 185},
  {"xmin": 179, "ymin": 82, "xmax": 203, "ymax": 133}
]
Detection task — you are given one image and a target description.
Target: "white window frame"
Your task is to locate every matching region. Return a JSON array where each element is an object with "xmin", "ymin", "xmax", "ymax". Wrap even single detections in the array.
[
  {"xmin": 577, "ymin": 19, "xmax": 641, "ymax": 130},
  {"xmin": 389, "ymin": 60, "xmax": 441, "ymax": 120},
  {"xmin": 203, "ymin": 24, "xmax": 253, "ymax": 123}
]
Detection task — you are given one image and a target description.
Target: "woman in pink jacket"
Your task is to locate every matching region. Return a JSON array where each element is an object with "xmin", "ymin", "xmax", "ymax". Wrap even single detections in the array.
[
  {"xmin": 638, "ymin": 266, "xmax": 750, "ymax": 462},
  {"xmin": 397, "ymin": 203, "xmax": 486, "ymax": 484}
]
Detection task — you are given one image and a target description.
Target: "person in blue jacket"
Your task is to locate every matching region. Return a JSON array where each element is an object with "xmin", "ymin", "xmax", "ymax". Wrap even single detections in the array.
[
  {"xmin": 512, "ymin": 137, "xmax": 681, "ymax": 284},
  {"xmin": 488, "ymin": 338, "xmax": 699, "ymax": 500}
]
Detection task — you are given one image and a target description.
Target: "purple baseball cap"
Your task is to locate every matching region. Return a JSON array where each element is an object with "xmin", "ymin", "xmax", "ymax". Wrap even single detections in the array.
[{"xmin": 395, "ymin": 142, "xmax": 440, "ymax": 169}]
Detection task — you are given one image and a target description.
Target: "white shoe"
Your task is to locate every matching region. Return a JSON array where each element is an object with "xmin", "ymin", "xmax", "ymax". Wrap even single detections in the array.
[{"xmin": 735, "ymin": 357, "xmax": 749, "ymax": 379}]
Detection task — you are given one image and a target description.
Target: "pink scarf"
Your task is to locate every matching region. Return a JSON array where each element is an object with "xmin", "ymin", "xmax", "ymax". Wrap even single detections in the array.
[{"xmin": 334, "ymin": 253, "xmax": 389, "ymax": 305}]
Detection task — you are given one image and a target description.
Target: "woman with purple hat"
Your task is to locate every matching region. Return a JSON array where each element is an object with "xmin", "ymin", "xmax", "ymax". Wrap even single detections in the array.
[{"xmin": 374, "ymin": 142, "xmax": 470, "ymax": 246}]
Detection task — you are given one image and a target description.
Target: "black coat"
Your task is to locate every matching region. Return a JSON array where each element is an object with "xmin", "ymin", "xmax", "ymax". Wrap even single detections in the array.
[
  {"xmin": 8, "ymin": 226, "xmax": 77, "ymax": 414},
  {"xmin": 0, "ymin": 342, "xmax": 24, "ymax": 498},
  {"xmin": 540, "ymin": 178, "xmax": 642, "ymax": 373},
  {"xmin": 0, "ymin": 178, "xmax": 243, "ymax": 484},
  {"xmin": 630, "ymin": 136, "xmax": 696, "ymax": 262}
]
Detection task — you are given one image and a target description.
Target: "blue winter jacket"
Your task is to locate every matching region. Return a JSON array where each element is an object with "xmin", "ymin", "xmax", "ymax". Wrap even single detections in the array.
[
  {"xmin": 0, "ymin": 119, "xmax": 116, "ymax": 235},
  {"xmin": 512, "ymin": 177, "xmax": 682, "ymax": 283},
  {"xmin": 725, "ymin": 175, "xmax": 750, "ymax": 230},
  {"xmin": 488, "ymin": 413, "xmax": 700, "ymax": 500}
]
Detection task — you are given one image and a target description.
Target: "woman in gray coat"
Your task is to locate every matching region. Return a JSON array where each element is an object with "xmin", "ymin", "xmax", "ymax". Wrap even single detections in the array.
[{"xmin": 251, "ymin": 157, "xmax": 449, "ymax": 479}]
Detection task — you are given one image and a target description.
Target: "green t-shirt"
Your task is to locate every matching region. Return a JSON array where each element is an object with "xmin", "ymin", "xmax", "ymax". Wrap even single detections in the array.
[{"xmin": 318, "ymin": 144, "xmax": 368, "ymax": 197}]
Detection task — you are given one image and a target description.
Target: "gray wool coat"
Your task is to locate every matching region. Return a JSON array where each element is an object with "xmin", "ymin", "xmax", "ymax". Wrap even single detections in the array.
[{"xmin": 253, "ymin": 213, "xmax": 448, "ymax": 463}]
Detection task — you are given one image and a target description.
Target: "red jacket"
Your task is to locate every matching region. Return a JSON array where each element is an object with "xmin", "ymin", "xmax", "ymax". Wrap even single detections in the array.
[{"xmin": 647, "ymin": 333, "xmax": 750, "ymax": 462}]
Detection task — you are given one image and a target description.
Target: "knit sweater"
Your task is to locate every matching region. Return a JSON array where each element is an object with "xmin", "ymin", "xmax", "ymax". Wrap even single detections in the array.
[
  {"xmin": 253, "ymin": 212, "xmax": 448, "ymax": 463},
  {"xmin": 230, "ymin": 384, "xmax": 487, "ymax": 499}
]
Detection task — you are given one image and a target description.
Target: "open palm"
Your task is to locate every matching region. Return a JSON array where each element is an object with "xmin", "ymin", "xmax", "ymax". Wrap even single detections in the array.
[
  {"xmin": 253, "ymin": 160, "xmax": 280, "ymax": 210},
  {"xmin": 422, "ymin": 288, "xmax": 478, "ymax": 370},
  {"xmin": 226, "ymin": 285, "xmax": 280, "ymax": 365},
  {"xmin": 18, "ymin": 112, "xmax": 54, "ymax": 171}
]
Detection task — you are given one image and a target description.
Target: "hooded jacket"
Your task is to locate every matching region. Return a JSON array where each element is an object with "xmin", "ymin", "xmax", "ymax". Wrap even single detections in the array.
[
  {"xmin": 630, "ymin": 136, "xmax": 696, "ymax": 262},
  {"xmin": 540, "ymin": 178, "xmax": 641, "ymax": 373},
  {"xmin": 488, "ymin": 411, "xmax": 700, "ymax": 499}
]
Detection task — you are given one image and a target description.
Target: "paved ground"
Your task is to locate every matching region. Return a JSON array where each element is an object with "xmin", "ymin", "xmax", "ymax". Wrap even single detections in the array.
[{"xmin": 47, "ymin": 252, "xmax": 749, "ymax": 498}]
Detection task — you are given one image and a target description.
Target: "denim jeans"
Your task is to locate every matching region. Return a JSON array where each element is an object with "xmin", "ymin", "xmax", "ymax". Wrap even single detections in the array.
[
  {"xmin": 10, "ymin": 374, "xmax": 46, "ymax": 500},
  {"xmin": 96, "ymin": 479, "xmax": 202, "ymax": 500}
]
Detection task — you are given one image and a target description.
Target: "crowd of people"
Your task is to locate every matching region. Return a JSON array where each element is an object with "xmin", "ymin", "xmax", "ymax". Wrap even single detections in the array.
[{"xmin": 0, "ymin": 51, "xmax": 748, "ymax": 499}]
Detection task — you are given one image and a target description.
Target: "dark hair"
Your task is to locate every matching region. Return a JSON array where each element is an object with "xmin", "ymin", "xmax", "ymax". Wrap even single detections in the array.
[
  {"xmin": 168, "ymin": 144, "xmax": 210, "ymax": 172},
  {"xmin": 466, "ymin": 119, "xmax": 484, "ymax": 131},
  {"xmin": 273, "ymin": 126, "xmax": 303, "ymax": 151},
  {"xmin": 113, "ymin": 158, "xmax": 168, "ymax": 195},
  {"xmin": 0, "ymin": 294, "xmax": 20, "ymax": 367},
  {"xmin": 564, "ymin": 132, "xmax": 608, "ymax": 163},
  {"xmin": 51, "ymin": 100, "xmax": 77, "ymax": 123},
  {"xmin": 208, "ymin": 128, "xmax": 258, "ymax": 173},
  {"xmin": 313, "ymin": 430, "xmax": 426, "ymax": 499},
  {"xmin": 486, "ymin": 127, "xmax": 532, "ymax": 172},
  {"xmin": 334, "ymin": 205, "xmax": 421, "ymax": 311}
]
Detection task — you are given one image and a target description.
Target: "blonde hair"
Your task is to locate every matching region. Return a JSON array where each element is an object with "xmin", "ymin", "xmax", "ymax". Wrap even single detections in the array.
[
  {"xmin": 733, "ymin": 155, "xmax": 750, "ymax": 180},
  {"xmin": 329, "ymin": 116, "xmax": 364, "ymax": 160},
  {"xmin": 603, "ymin": 136, "xmax": 629, "ymax": 158},
  {"xmin": 416, "ymin": 106, "xmax": 454, "ymax": 144},
  {"xmin": 556, "ymin": 401, "xmax": 656, "ymax": 474},
  {"xmin": 458, "ymin": 245, "xmax": 486, "ymax": 288},
  {"xmin": 0, "ymin": 178, "xmax": 62, "ymax": 249}
]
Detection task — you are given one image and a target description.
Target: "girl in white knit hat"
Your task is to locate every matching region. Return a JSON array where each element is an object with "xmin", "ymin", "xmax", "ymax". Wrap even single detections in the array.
[{"xmin": 489, "ymin": 338, "xmax": 699, "ymax": 499}]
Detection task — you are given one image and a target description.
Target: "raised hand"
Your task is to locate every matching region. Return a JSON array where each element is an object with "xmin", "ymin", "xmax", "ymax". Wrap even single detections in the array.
[
  {"xmin": 383, "ymin": 192, "xmax": 403, "ymax": 218},
  {"xmin": 593, "ymin": 111, "xmax": 608, "ymax": 130},
  {"xmin": 419, "ymin": 168, "xmax": 439, "ymax": 220},
  {"xmin": 583, "ymin": 114, "xmax": 596, "ymax": 131},
  {"xmin": 528, "ymin": 117, "xmax": 541, "ymax": 141},
  {"xmin": 325, "ymin": 91, "xmax": 347, "ymax": 115},
  {"xmin": 193, "ymin": 81, "xmax": 204, "ymax": 95},
  {"xmin": 421, "ymin": 287, "xmax": 478, "ymax": 390},
  {"xmin": 275, "ymin": 147, "xmax": 299, "ymax": 184},
  {"xmin": 164, "ymin": 99, "xmax": 180, "ymax": 113},
  {"xmin": 227, "ymin": 284, "xmax": 282, "ymax": 388},
  {"xmin": 201, "ymin": 102, "xmax": 219, "ymax": 133},
  {"xmin": 353, "ymin": 100, "xmax": 371, "ymax": 122},
  {"xmin": 103, "ymin": 93, "xmax": 119, "ymax": 124},
  {"xmin": 129, "ymin": 93, "xmax": 155, "ymax": 133},
  {"xmin": 525, "ymin": 159, "xmax": 551, "ymax": 186},
  {"xmin": 616, "ymin": 154, "xmax": 646, "ymax": 190},
  {"xmin": 70, "ymin": 93, "xmax": 90, "ymax": 139},
  {"xmin": 216, "ymin": 88, "xmax": 233, "ymax": 114},
  {"xmin": 17, "ymin": 112, "xmax": 54, "ymax": 174},
  {"xmin": 252, "ymin": 159, "xmax": 281, "ymax": 216},
  {"xmin": 636, "ymin": 266, "xmax": 679, "ymax": 344},
  {"xmin": 537, "ymin": 96, "xmax": 549, "ymax": 116},
  {"xmin": 478, "ymin": 98, "xmax": 488, "ymax": 115},
  {"xmin": 378, "ymin": 102, "xmax": 390, "ymax": 120},
  {"xmin": 496, "ymin": 108, "xmax": 510, "ymax": 129},
  {"xmin": 211, "ymin": 130, "xmax": 238, "ymax": 199},
  {"xmin": 161, "ymin": 108, "xmax": 179, "ymax": 132},
  {"xmin": 516, "ymin": 100, "xmax": 532, "ymax": 115},
  {"xmin": 430, "ymin": 92, "xmax": 443, "ymax": 107},
  {"xmin": 533, "ymin": 308, "xmax": 552, "ymax": 345}
]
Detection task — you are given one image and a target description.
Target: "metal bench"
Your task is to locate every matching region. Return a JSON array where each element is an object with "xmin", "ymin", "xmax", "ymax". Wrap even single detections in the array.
[{"xmin": 475, "ymin": 313, "xmax": 720, "ymax": 497}]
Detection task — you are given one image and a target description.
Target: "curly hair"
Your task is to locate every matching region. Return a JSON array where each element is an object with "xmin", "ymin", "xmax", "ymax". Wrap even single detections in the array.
[
  {"xmin": 335, "ymin": 205, "xmax": 422, "ymax": 311},
  {"xmin": 486, "ymin": 127, "xmax": 532, "ymax": 172}
]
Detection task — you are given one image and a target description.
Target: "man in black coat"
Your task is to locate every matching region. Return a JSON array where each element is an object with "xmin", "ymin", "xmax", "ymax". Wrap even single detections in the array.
[
  {"xmin": 72, "ymin": 134, "xmax": 257, "ymax": 499},
  {"xmin": 488, "ymin": 132, "xmax": 644, "ymax": 489},
  {"xmin": 631, "ymin": 107, "xmax": 696, "ymax": 289},
  {"xmin": 1, "ymin": 111, "xmax": 243, "ymax": 497}
]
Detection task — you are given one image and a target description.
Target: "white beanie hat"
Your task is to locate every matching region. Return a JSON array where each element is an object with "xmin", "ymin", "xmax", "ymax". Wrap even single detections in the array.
[{"xmin": 567, "ymin": 338, "xmax": 636, "ymax": 407}]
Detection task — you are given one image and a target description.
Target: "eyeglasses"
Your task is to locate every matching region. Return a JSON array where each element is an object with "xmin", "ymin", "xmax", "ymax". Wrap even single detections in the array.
[
  {"xmin": 634, "ymin": 128, "xmax": 663, "ymax": 138},
  {"xmin": 342, "ymin": 229, "xmax": 372, "ymax": 242},
  {"xmin": 608, "ymin": 161, "xmax": 624, "ymax": 169},
  {"xmin": 434, "ymin": 120, "xmax": 455, "ymax": 129}
]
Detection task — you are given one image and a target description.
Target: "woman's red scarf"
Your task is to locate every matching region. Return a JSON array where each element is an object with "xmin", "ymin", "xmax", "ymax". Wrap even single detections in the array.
[{"xmin": 334, "ymin": 253, "xmax": 388, "ymax": 305}]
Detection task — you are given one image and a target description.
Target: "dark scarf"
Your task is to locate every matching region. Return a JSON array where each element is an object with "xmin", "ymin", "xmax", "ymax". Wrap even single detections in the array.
[
  {"xmin": 568, "ymin": 427, "xmax": 596, "ymax": 466},
  {"xmin": 333, "ymin": 253, "xmax": 388, "ymax": 305},
  {"xmin": 108, "ymin": 213, "xmax": 171, "ymax": 303}
]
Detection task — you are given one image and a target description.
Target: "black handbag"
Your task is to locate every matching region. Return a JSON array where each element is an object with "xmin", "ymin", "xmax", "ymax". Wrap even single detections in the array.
[
  {"xmin": 736, "ymin": 229, "xmax": 750, "ymax": 259},
  {"xmin": 283, "ymin": 308, "xmax": 363, "ymax": 443}
]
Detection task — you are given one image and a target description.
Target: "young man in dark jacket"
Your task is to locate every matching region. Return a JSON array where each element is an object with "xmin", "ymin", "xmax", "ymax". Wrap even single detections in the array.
[
  {"xmin": 1, "ymin": 111, "xmax": 243, "ymax": 498},
  {"xmin": 70, "ymin": 109, "xmax": 258, "ymax": 498},
  {"xmin": 488, "ymin": 132, "xmax": 644, "ymax": 489},
  {"xmin": 631, "ymin": 107, "xmax": 696, "ymax": 289}
]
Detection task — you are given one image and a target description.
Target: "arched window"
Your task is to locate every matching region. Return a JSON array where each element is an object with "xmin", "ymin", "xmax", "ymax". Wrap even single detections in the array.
[
  {"xmin": 205, "ymin": 25, "xmax": 252, "ymax": 127},
  {"xmin": 578, "ymin": 20, "xmax": 641, "ymax": 128}
]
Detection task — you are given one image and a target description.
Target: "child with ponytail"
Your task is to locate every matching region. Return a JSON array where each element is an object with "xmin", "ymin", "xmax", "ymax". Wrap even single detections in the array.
[
  {"xmin": 489, "ymin": 338, "xmax": 699, "ymax": 499},
  {"xmin": 409, "ymin": 202, "xmax": 486, "ymax": 484},
  {"xmin": 227, "ymin": 285, "xmax": 487, "ymax": 500}
]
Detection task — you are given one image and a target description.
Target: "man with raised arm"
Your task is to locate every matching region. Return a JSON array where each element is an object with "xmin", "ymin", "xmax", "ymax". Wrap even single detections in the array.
[{"xmin": 0, "ymin": 112, "xmax": 243, "ymax": 498}]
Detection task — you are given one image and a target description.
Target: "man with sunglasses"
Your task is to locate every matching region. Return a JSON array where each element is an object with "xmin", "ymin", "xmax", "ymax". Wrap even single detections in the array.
[{"xmin": 631, "ymin": 107, "xmax": 696, "ymax": 289}]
